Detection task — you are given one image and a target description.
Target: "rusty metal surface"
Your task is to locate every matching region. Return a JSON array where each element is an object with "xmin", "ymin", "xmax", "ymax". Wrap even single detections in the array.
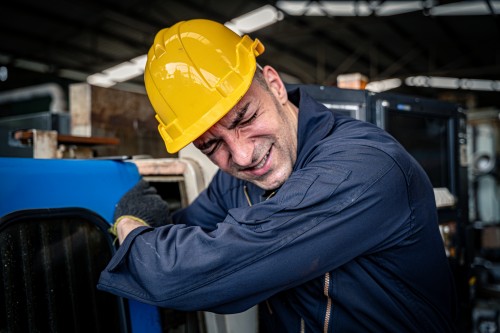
[{"xmin": 69, "ymin": 83, "xmax": 169, "ymax": 158}]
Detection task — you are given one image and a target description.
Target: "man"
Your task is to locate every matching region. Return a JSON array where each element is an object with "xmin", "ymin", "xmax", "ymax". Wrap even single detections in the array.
[{"xmin": 98, "ymin": 19, "xmax": 457, "ymax": 332}]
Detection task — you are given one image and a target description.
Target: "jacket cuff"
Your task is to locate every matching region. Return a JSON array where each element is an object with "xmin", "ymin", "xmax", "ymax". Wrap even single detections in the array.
[{"xmin": 105, "ymin": 225, "xmax": 152, "ymax": 272}]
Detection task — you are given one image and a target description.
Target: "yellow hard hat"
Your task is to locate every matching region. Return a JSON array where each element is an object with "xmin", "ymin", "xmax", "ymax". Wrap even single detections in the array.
[{"xmin": 144, "ymin": 19, "xmax": 265, "ymax": 154}]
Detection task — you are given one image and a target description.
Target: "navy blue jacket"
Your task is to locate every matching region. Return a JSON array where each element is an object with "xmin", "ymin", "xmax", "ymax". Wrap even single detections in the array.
[{"xmin": 98, "ymin": 88, "xmax": 457, "ymax": 332}]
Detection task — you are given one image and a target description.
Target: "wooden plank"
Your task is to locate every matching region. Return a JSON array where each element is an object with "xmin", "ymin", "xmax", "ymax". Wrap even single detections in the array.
[
  {"xmin": 14, "ymin": 130, "xmax": 119, "ymax": 146},
  {"xmin": 132, "ymin": 158, "xmax": 187, "ymax": 176}
]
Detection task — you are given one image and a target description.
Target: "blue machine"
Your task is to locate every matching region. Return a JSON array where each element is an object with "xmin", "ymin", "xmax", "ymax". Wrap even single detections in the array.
[{"xmin": 0, "ymin": 157, "xmax": 163, "ymax": 333}]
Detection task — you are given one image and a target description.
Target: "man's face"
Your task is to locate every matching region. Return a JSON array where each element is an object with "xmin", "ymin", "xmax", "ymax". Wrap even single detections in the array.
[{"xmin": 193, "ymin": 69, "xmax": 298, "ymax": 190}]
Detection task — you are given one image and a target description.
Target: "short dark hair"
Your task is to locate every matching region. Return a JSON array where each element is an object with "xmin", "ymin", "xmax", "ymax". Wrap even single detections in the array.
[{"xmin": 254, "ymin": 67, "xmax": 268, "ymax": 89}]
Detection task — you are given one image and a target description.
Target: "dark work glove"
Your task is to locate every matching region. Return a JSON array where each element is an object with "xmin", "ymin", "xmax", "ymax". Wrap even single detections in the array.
[{"xmin": 112, "ymin": 179, "xmax": 170, "ymax": 231}]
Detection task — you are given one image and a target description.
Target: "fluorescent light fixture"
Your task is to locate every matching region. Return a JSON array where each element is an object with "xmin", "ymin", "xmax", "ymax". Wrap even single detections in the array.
[
  {"xmin": 276, "ymin": 1, "xmax": 372, "ymax": 16},
  {"xmin": 225, "ymin": 5, "xmax": 283, "ymax": 34},
  {"xmin": 366, "ymin": 78, "xmax": 402, "ymax": 92},
  {"xmin": 102, "ymin": 63, "xmax": 141, "ymax": 82},
  {"xmin": 430, "ymin": 1, "xmax": 495, "ymax": 16},
  {"xmin": 277, "ymin": 0, "xmax": 418, "ymax": 16},
  {"xmin": 275, "ymin": 1, "xmax": 308, "ymax": 15},
  {"xmin": 428, "ymin": 76, "xmax": 459, "ymax": 89},
  {"xmin": 102, "ymin": 55, "xmax": 146, "ymax": 81},
  {"xmin": 406, "ymin": 76, "xmax": 500, "ymax": 91},
  {"xmin": 131, "ymin": 54, "xmax": 147, "ymax": 68},
  {"xmin": 87, "ymin": 54, "xmax": 147, "ymax": 87},
  {"xmin": 89, "ymin": 8, "xmax": 283, "ymax": 87},
  {"xmin": 467, "ymin": 79, "xmax": 500, "ymax": 91},
  {"xmin": 375, "ymin": 1, "xmax": 425, "ymax": 16},
  {"xmin": 277, "ymin": 0, "xmax": 498, "ymax": 16},
  {"xmin": 87, "ymin": 73, "xmax": 116, "ymax": 88},
  {"xmin": 318, "ymin": 1, "xmax": 372, "ymax": 16},
  {"xmin": 86, "ymin": 2, "xmax": 500, "ymax": 89}
]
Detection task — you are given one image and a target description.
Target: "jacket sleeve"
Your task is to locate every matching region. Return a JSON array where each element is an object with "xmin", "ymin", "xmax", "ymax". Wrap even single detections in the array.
[
  {"xmin": 170, "ymin": 170, "xmax": 232, "ymax": 231},
  {"xmin": 97, "ymin": 145, "xmax": 421, "ymax": 313}
]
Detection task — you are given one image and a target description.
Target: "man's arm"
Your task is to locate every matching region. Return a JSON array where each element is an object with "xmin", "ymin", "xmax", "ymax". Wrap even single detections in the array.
[{"xmin": 98, "ymin": 150, "xmax": 410, "ymax": 313}]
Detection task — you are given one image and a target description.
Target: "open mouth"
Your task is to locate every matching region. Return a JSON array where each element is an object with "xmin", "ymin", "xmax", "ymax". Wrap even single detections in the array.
[
  {"xmin": 242, "ymin": 146, "xmax": 272, "ymax": 178},
  {"xmin": 254, "ymin": 150, "xmax": 270, "ymax": 169}
]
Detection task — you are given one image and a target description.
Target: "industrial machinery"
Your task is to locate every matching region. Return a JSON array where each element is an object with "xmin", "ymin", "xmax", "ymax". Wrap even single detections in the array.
[
  {"xmin": 0, "ymin": 154, "xmax": 259, "ymax": 333},
  {"xmin": 0, "ymin": 84, "xmax": 255, "ymax": 333},
  {"xmin": 467, "ymin": 108, "xmax": 500, "ymax": 333},
  {"xmin": 295, "ymin": 84, "xmax": 469, "ymax": 257}
]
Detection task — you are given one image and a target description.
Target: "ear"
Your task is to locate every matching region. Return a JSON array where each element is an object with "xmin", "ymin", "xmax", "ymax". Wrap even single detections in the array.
[{"xmin": 262, "ymin": 65, "xmax": 288, "ymax": 105}]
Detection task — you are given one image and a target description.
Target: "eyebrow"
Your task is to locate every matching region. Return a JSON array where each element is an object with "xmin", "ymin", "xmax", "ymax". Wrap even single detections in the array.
[
  {"xmin": 197, "ymin": 102, "xmax": 252, "ymax": 152},
  {"xmin": 228, "ymin": 102, "xmax": 250, "ymax": 130},
  {"xmin": 196, "ymin": 138, "xmax": 218, "ymax": 153}
]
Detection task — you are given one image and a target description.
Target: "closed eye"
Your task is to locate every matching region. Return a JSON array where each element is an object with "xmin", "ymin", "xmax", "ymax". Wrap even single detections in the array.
[
  {"xmin": 195, "ymin": 138, "xmax": 219, "ymax": 156},
  {"xmin": 240, "ymin": 112, "xmax": 258, "ymax": 126},
  {"xmin": 204, "ymin": 142, "xmax": 221, "ymax": 156}
]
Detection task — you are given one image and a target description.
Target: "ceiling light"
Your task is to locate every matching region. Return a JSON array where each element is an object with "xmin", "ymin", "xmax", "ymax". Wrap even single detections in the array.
[
  {"xmin": 276, "ymin": 0, "xmax": 423, "ymax": 16},
  {"xmin": 405, "ymin": 76, "xmax": 500, "ymax": 91},
  {"xmin": 366, "ymin": 78, "xmax": 402, "ymax": 92},
  {"xmin": 430, "ymin": 2, "xmax": 495, "ymax": 15},
  {"xmin": 102, "ymin": 63, "xmax": 141, "ymax": 82},
  {"xmin": 87, "ymin": 73, "xmax": 116, "ymax": 88},
  {"xmin": 428, "ymin": 76, "xmax": 460, "ymax": 89},
  {"xmin": 225, "ymin": 5, "xmax": 283, "ymax": 34},
  {"xmin": 88, "ymin": 8, "xmax": 282, "ymax": 87},
  {"xmin": 375, "ymin": 1, "xmax": 425, "ymax": 16},
  {"xmin": 276, "ymin": 1, "xmax": 372, "ymax": 16},
  {"xmin": 274, "ymin": 1, "xmax": 308, "ymax": 15},
  {"xmin": 276, "ymin": 0, "xmax": 499, "ymax": 16},
  {"xmin": 87, "ymin": 54, "xmax": 147, "ymax": 87}
]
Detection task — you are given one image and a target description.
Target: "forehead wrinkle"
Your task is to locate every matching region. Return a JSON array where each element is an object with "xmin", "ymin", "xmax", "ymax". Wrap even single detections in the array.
[
  {"xmin": 195, "ymin": 101, "xmax": 251, "ymax": 150},
  {"xmin": 228, "ymin": 102, "xmax": 250, "ymax": 130}
]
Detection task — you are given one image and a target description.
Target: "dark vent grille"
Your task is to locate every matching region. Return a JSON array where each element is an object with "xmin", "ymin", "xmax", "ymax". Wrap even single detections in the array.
[{"xmin": 0, "ymin": 208, "xmax": 127, "ymax": 333}]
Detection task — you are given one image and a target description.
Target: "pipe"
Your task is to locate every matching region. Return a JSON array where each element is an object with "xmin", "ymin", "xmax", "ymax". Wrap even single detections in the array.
[{"xmin": 0, "ymin": 83, "xmax": 67, "ymax": 112}]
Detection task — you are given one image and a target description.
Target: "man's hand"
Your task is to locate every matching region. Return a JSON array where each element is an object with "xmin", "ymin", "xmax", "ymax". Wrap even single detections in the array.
[
  {"xmin": 112, "ymin": 216, "xmax": 149, "ymax": 244},
  {"xmin": 110, "ymin": 179, "xmax": 170, "ymax": 242}
]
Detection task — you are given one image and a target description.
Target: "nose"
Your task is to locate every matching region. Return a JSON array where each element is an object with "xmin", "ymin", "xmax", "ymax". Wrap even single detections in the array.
[{"xmin": 227, "ymin": 137, "xmax": 254, "ymax": 168}]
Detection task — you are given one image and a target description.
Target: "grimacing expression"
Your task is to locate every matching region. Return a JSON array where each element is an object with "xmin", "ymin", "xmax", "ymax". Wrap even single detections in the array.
[{"xmin": 193, "ymin": 67, "xmax": 299, "ymax": 190}]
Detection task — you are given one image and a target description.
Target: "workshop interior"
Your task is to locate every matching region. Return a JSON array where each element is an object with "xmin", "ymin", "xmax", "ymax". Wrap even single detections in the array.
[{"xmin": 1, "ymin": 1, "xmax": 500, "ymax": 332}]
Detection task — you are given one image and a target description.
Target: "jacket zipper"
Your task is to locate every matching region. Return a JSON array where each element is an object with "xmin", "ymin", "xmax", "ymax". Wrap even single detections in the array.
[
  {"xmin": 245, "ymin": 184, "xmax": 311, "ymax": 333},
  {"xmin": 301, "ymin": 274, "xmax": 332, "ymax": 333},
  {"xmin": 323, "ymin": 272, "xmax": 332, "ymax": 333}
]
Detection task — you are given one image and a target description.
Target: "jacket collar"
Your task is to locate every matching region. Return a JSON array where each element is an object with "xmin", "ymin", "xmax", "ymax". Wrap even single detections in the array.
[{"xmin": 287, "ymin": 87, "xmax": 336, "ymax": 170}]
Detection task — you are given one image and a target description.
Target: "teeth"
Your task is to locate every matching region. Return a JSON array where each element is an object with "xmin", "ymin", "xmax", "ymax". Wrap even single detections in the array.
[{"xmin": 255, "ymin": 151, "xmax": 269, "ymax": 169}]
